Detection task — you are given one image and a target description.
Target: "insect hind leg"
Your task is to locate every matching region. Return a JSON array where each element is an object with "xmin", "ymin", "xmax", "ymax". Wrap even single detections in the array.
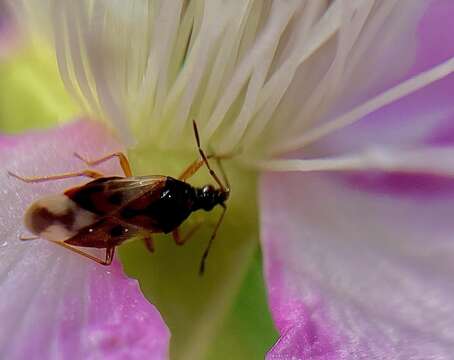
[
  {"xmin": 74, "ymin": 152, "xmax": 132, "ymax": 177},
  {"xmin": 8, "ymin": 169, "xmax": 103, "ymax": 183},
  {"xmin": 20, "ymin": 234, "xmax": 40, "ymax": 241},
  {"xmin": 49, "ymin": 240, "xmax": 115, "ymax": 265}
]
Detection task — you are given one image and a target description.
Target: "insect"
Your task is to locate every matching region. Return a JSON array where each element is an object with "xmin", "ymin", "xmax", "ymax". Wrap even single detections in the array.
[{"xmin": 9, "ymin": 121, "xmax": 230, "ymax": 274}]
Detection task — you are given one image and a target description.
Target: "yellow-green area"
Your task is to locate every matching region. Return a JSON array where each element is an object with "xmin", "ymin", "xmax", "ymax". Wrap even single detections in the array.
[{"xmin": 0, "ymin": 41, "xmax": 78, "ymax": 132}]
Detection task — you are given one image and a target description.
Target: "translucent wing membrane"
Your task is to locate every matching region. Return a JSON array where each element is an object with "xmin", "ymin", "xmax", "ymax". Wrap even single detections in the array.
[{"xmin": 65, "ymin": 176, "xmax": 166, "ymax": 216}]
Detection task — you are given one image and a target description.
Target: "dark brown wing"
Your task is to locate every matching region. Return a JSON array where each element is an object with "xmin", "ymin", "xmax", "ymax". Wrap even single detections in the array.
[
  {"xmin": 112, "ymin": 176, "xmax": 195, "ymax": 233},
  {"xmin": 65, "ymin": 175, "xmax": 166, "ymax": 216},
  {"xmin": 64, "ymin": 216, "xmax": 142, "ymax": 248}
]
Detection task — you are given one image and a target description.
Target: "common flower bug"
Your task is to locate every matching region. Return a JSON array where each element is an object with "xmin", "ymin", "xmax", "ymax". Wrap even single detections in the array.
[{"xmin": 9, "ymin": 121, "xmax": 230, "ymax": 274}]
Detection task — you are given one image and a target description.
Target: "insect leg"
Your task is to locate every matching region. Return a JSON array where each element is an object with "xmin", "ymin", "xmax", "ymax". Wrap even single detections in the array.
[
  {"xmin": 20, "ymin": 234, "xmax": 40, "ymax": 241},
  {"xmin": 143, "ymin": 235, "xmax": 155, "ymax": 253},
  {"xmin": 172, "ymin": 222, "xmax": 203, "ymax": 245},
  {"xmin": 49, "ymin": 240, "xmax": 115, "ymax": 265},
  {"xmin": 178, "ymin": 154, "xmax": 232, "ymax": 181},
  {"xmin": 74, "ymin": 152, "xmax": 132, "ymax": 177},
  {"xmin": 8, "ymin": 169, "xmax": 104, "ymax": 183},
  {"xmin": 178, "ymin": 157, "xmax": 209, "ymax": 181},
  {"xmin": 105, "ymin": 247, "xmax": 115, "ymax": 265}
]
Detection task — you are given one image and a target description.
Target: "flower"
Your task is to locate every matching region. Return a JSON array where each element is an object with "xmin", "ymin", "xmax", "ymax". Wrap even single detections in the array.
[{"xmin": 3, "ymin": 0, "xmax": 454, "ymax": 359}]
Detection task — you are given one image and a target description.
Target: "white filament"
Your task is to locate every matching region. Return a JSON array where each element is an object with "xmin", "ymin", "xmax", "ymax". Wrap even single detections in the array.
[
  {"xmin": 249, "ymin": 147, "xmax": 454, "ymax": 179},
  {"xmin": 22, "ymin": 0, "xmax": 454, "ymax": 175},
  {"xmin": 269, "ymin": 55, "xmax": 454, "ymax": 156}
]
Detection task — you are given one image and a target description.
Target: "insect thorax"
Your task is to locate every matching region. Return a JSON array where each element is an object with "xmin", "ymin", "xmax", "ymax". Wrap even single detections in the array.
[{"xmin": 118, "ymin": 177, "xmax": 197, "ymax": 233}]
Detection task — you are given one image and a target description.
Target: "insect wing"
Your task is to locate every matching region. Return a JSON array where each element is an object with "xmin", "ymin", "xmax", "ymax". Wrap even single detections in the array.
[
  {"xmin": 64, "ymin": 216, "xmax": 141, "ymax": 248},
  {"xmin": 65, "ymin": 175, "xmax": 166, "ymax": 216}
]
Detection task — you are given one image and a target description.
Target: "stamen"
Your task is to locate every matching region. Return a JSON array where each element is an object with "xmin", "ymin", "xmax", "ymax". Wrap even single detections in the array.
[
  {"xmin": 30, "ymin": 0, "xmax": 439, "ymax": 162},
  {"xmin": 251, "ymin": 147, "xmax": 454, "ymax": 178},
  {"xmin": 240, "ymin": 0, "xmax": 345, "ymax": 147},
  {"xmin": 269, "ymin": 56, "xmax": 454, "ymax": 155},
  {"xmin": 215, "ymin": 0, "xmax": 301, "ymax": 152},
  {"xmin": 162, "ymin": 1, "xmax": 239, "ymax": 145}
]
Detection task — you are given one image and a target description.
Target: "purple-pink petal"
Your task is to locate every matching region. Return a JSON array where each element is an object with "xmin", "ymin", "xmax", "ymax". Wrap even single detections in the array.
[
  {"xmin": 313, "ymin": 0, "xmax": 454, "ymax": 156},
  {"xmin": 266, "ymin": 254, "xmax": 337, "ymax": 360},
  {"xmin": 0, "ymin": 120, "xmax": 169, "ymax": 359},
  {"xmin": 261, "ymin": 172, "xmax": 454, "ymax": 359},
  {"xmin": 81, "ymin": 262, "xmax": 169, "ymax": 360},
  {"xmin": 262, "ymin": 3, "xmax": 454, "ymax": 359}
]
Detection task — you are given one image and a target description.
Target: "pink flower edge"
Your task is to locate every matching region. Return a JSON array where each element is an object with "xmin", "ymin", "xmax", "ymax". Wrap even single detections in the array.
[{"xmin": 261, "ymin": 170, "xmax": 454, "ymax": 359}]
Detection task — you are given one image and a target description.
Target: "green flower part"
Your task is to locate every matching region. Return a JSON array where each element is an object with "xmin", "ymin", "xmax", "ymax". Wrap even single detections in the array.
[{"xmin": 0, "ymin": 40, "xmax": 78, "ymax": 132}]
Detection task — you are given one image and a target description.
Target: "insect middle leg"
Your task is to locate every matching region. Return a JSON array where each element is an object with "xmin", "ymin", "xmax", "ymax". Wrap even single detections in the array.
[
  {"xmin": 8, "ymin": 169, "xmax": 104, "ymax": 183},
  {"xmin": 49, "ymin": 240, "xmax": 115, "ymax": 265},
  {"xmin": 74, "ymin": 152, "xmax": 132, "ymax": 177},
  {"xmin": 143, "ymin": 235, "xmax": 155, "ymax": 253},
  {"xmin": 172, "ymin": 222, "xmax": 203, "ymax": 246}
]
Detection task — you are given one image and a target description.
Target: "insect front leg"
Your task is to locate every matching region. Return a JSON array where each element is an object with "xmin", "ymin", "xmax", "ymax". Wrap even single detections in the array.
[
  {"xmin": 178, "ymin": 157, "xmax": 208, "ymax": 181},
  {"xmin": 178, "ymin": 154, "xmax": 229, "ymax": 181},
  {"xmin": 74, "ymin": 152, "xmax": 132, "ymax": 177},
  {"xmin": 8, "ymin": 169, "xmax": 104, "ymax": 183}
]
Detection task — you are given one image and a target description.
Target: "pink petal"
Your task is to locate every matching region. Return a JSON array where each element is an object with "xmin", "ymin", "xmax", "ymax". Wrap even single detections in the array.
[
  {"xmin": 0, "ymin": 135, "xmax": 19, "ymax": 148},
  {"xmin": 0, "ymin": 0, "xmax": 18, "ymax": 58},
  {"xmin": 261, "ymin": 171, "xmax": 454, "ymax": 359},
  {"xmin": 314, "ymin": 1, "xmax": 454, "ymax": 155},
  {"xmin": 0, "ymin": 120, "xmax": 169, "ymax": 359}
]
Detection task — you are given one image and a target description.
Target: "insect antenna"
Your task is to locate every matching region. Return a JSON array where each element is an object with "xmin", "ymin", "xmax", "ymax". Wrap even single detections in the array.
[
  {"xmin": 199, "ymin": 203, "xmax": 227, "ymax": 275},
  {"xmin": 193, "ymin": 120, "xmax": 231, "ymax": 275},
  {"xmin": 192, "ymin": 120, "xmax": 229, "ymax": 193},
  {"xmin": 215, "ymin": 157, "xmax": 230, "ymax": 190}
]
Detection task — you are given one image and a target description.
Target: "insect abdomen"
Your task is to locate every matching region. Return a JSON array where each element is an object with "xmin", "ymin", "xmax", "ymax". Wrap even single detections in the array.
[{"xmin": 24, "ymin": 194, "xmax": 97, "ymax": 242}]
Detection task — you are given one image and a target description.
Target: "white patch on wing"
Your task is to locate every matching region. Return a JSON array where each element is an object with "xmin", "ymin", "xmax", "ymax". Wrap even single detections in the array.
[
  {"xmin": 73, "ymin": 207, "xmax": 96, "ymax": 230},
  {"xmin": 37, "ymin": 194, "xmax": 72, "ymax": 215},
  {"xmin": 41, "ymin": 224, "xmax": 75, "ymax": 242},
  {"xmin": 24, "ymin": 194, "xmax": 98, "ymax": 239}
]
